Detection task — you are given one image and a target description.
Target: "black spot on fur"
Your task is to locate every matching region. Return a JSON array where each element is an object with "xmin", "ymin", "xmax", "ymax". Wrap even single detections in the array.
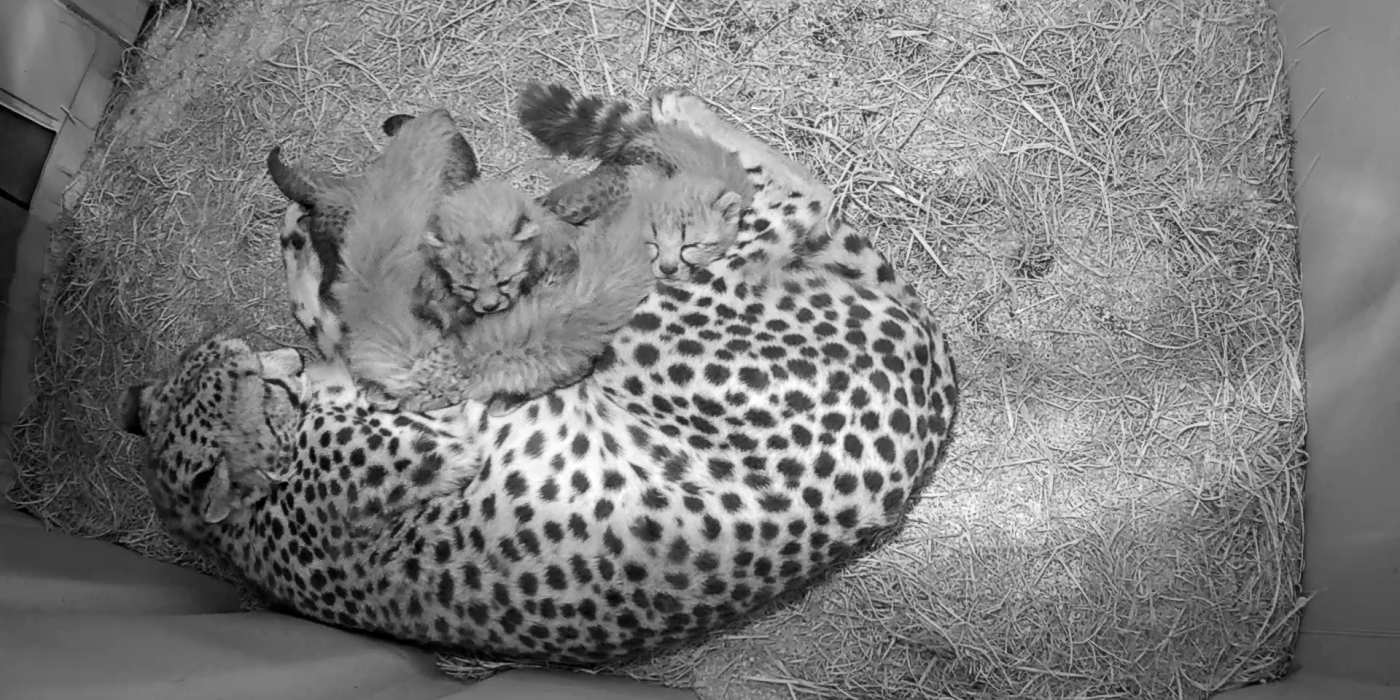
[
  {"xmin": 634, "ymin": 344, "xmax": 660, "ymax": 366},
  {"xmin": 630, "ymin": 312, "xmax": 662, "ymax": 331}
]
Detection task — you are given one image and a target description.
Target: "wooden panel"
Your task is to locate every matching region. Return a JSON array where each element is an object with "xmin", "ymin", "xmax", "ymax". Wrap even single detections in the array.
[
  {"xmin": 60, "ymin": 0, "xmax": 152, "ymax": 44},
  {"xmin": 42, "ymin": 109, "xmax": 93, "ymax": 183},
  {"xmin": 0, "ymin": 106, "xmax": 56, "ymax": 207},
  {"xmin": 0, "ymin": 0, "xmax": 97, "ymax": 121},
  {"xmin": 0, "ymin": 213, "xmax": 49, "ymax": 436},
  {"xmin": 65, "ymin": 20, "xmax": 126, "ymax": 133},
  {"xmin": 0, "ymin": 196, "xmax": 24, "ymax": 320}
]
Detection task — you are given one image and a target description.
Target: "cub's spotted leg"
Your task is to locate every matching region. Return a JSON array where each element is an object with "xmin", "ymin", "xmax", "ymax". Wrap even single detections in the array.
[{"xmin": 538, "ymin": 162, "xmax": 632, "ymax": 226}]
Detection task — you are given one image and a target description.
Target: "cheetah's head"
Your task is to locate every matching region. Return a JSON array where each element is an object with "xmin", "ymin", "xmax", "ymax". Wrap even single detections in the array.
[{"xmin": 118, "ymin": 335, "xmax": 305, "ymax": 540}]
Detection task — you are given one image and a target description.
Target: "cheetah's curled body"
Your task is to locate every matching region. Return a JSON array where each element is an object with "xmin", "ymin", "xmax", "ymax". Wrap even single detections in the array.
[{"xmin": 120, "ymin": 89, "xmax": 959, "ymax": 664}]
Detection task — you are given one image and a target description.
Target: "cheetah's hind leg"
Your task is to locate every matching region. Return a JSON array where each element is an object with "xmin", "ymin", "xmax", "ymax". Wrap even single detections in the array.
[
  {"xmin": 280, "ymin": 202, "xmax": 345, "ymax": 361},
  {"xmin": 279, "ymin": 200, "xmax": 414, "ymax": 413}
]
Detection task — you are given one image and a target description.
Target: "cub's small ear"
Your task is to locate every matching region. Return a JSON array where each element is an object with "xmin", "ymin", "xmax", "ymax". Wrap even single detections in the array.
[
  {"xmin": 444, "ymin": 133, "xmax": 481, "ymax": 188},
  {"xmin": 382, "ymin": 114, "xmax": 414, "ymax": 136},
  {"xmin": 715, "ymin": 190, "xmax": 745, "ymax": 223}
]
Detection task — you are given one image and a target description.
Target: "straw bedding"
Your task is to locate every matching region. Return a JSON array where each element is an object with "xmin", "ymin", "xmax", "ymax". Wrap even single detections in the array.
[{"xmin": 10, "ymin": 0, "xmax": 1305, "ymax": 697}]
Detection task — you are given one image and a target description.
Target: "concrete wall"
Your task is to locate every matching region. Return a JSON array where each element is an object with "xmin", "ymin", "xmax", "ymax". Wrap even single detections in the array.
[
  {"xmin": 1216, "ymin": 1, "xmax": 1400, "ymax": 696},
  {"xmin": 0, "ymin": 0, "xmax": 152, "ymax": 491}
]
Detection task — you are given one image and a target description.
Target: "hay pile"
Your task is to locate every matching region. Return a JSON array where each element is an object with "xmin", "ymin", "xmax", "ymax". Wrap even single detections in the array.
[{"xmin": 12, "ymin": 0, "xmax": 1305, "ymax": 697}]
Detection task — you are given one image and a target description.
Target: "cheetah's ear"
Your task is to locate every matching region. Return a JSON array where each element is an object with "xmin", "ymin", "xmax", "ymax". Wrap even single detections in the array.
[
  {"xmin": 199, "ymin": 457, "xmax": 287, "ymax": 524},
  {"xmin": 715, "ymin": 190, "xmax": 745, "ymax": 224},
  {"xmin": 198, "ymin": 459, "xmax": 238, "ymax": 524}
]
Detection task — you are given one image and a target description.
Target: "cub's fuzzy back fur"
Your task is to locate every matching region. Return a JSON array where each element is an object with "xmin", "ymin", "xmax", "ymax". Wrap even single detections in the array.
[{"xmin": 333, "ymin": 109, "xmax": 470, "ymax": 396}]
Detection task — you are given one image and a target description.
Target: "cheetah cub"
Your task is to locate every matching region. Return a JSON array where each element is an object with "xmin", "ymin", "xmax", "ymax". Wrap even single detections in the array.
[
  {"xmin": 388, "ymin": 94, "xmax": 749, "ymax": 284},
  {"xmin": 410, "ymin": 179, "xmax": 655, "ymax": 411},
  {"xmin": 366, "ymin": 114, "xmax": 653, "ymax": 410},
  {"xmin": 516, "ymin": 82, "xmax": 754, "ymax": 280},
  {"xmin": 630, "ymin": 173, "xmax": 745, "ymax": 281},
  {"xmin": 421, "ymin": 180, "xmax": 579, "ymax": 319}
]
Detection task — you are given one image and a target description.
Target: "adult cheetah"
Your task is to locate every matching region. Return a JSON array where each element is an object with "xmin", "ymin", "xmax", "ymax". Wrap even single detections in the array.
[{"xmin": 118, "ymin": 87, "xmax": 959, "ymax": 665}]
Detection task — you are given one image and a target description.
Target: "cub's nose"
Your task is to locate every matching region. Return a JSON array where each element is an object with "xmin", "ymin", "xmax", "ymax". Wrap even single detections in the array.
[{"xmin": 659, "ymin": 262, "xmax": 679, "ymax": 276}]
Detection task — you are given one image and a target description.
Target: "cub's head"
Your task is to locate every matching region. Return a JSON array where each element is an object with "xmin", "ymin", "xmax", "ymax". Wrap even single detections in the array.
[
  {"xmin": 426, "ymin": 181, "xmax": 576, "ymax": 315},
  {"xmin": 119, "ymin": 335, "xmax": 305, "ymax": 543},
  {"xmin": 641, "ymin": 173, "xmax": 745, "ymax": 280}
]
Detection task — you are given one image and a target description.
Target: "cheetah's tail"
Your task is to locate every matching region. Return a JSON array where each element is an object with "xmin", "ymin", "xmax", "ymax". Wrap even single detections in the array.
[{"xmin": 516, "ymin": 82, "xmax": 655, "ymax": 164}]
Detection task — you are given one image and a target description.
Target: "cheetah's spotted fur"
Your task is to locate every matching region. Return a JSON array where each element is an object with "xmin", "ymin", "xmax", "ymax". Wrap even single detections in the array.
[{"xmin": 119, "ymin": 89, "xmax": 959, "ymax": 664}]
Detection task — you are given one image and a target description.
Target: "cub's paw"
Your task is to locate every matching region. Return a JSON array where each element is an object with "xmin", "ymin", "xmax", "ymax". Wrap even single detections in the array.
[
  {"xmin": 303, "ymin": 358, "xmax": 356, "ymax": 399},
  {"xmin": 485, "ymin": 391, "xmax": 533, "ymax": 418},
  {"xmin": 649, "ymin": 86, "xmax": 718, "ymax": 130},
  {"xmin": 358, "ymin": 379, "xmax": 405, "ymax": 412},
  {"xmin": 397, "ymin": 380, "xmax": 470, "ymax": 414}
]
